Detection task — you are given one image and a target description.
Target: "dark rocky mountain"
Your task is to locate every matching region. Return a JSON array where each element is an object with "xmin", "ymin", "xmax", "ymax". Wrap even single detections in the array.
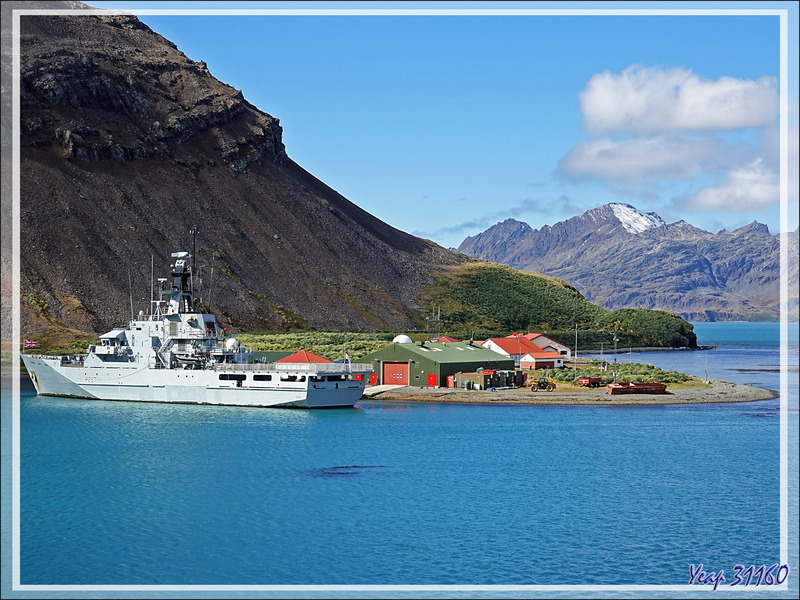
[
  {"xmin": 0, "ymin": 3, "xmax": 707, "ymax": 350},
  {"xmin": 15, "ymin": 7, "xmax": 468, "ymax": 338},
  {"xmin": 458, "ymin": 203, "xmax": 799, "ymax": 322}
]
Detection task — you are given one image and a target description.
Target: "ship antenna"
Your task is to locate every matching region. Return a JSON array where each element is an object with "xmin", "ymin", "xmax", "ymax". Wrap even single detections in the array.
[
  {"xmin": 196, "ymin": 265, "xmax": 202, "ymax": 304},
  {"xmin": 206, "ymin": 266, "xmax": 215, "ymax": 310},
  {"xmin": 128, "ymin": 268, "xmax": 135, "ymax": 321},
  {"xmin": 149, "ymin": 254, "xmax": 154, "ymax": 319},
  {"xmin": 190, "ymin": 227, "xmax": 198, "ymax": 299}
]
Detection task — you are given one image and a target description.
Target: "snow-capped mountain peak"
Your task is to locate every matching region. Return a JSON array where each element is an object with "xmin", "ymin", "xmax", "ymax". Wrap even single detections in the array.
[{"xmin": 609, "ymin": 203, "xmax": 666, "ymax": 234}]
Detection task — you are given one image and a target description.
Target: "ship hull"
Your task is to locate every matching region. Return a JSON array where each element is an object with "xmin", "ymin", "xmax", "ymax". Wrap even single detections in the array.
[{"xmin": 22, "ymin": 356, "xmax": 365, "ymax": 408}]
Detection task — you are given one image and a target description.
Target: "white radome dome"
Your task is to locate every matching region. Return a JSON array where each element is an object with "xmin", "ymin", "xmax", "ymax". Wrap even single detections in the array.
[
  {"xmin": 393, "ymin": 334, "xmax": 413, "ymax": 344},
  {"xmin": 225, "ymin": 338, "xmax": 241, "ymax": 352}
]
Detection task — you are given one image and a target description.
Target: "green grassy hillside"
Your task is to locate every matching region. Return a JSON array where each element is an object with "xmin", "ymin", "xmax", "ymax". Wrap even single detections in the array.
[{"xmin": 417, "ymin": 262, "xmax": 697, "ymax": 349}]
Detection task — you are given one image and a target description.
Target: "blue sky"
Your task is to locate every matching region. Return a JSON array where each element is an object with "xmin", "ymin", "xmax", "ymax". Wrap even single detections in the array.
[{"xmin": 84, "ymin": 1, "xmax": 798, "ymax": 248}]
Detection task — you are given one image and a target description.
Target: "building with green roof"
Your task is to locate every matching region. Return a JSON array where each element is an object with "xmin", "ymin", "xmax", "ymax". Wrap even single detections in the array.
[{"xmin": 360, "ymin": 341, "xmax": 515, "ymax": 387}]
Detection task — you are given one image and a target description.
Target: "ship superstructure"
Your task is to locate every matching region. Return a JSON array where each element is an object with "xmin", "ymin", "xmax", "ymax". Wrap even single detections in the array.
[{"xmin": 22, "ymin": 252, "xmax": 372, "ymax": 408}]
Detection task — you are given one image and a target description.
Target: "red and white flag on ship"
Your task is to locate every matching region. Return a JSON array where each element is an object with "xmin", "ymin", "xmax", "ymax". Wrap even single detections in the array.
[
  {"xmin": 24, "ymin": 339, "xmax": 38, "ymax": 348},
  {"xmin": 344, "ymin": 347, "xmax": 352, "ymax": 372}
]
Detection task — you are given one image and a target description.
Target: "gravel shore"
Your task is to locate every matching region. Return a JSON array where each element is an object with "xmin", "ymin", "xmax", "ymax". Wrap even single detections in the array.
[{"xmin": 362, "ymin": 378, "xmax": 779, "ymax": 406}]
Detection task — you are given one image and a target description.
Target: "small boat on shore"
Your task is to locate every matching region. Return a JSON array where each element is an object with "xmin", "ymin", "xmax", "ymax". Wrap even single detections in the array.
[{"xmin": 606, "ymin": 382, "xmax": 668, "ymax": 395}]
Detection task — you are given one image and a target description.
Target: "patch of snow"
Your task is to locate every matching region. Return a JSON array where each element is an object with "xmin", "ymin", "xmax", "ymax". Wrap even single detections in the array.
[{"xmin": 609, "ymin": 203, "xmax": 666, "ymax": 234}]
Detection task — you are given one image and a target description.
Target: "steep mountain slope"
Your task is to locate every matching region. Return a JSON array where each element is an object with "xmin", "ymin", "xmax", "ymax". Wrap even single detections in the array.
[
  {"xmin": 18, "ymin": 10, "xmax": 464, "ymax": 337},
  {"xmin": 10, "ymin": 6, "xmax": 701, "ymax": 351},
  {"xmin": 458, "ymin": 204, "xmax": 796, "ymax": 322}
]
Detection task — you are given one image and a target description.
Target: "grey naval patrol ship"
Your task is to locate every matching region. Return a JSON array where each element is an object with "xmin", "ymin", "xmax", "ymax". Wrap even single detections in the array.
[{"xmin": 22, "ymin": 252, "xmax": 372, "ymax": 408}]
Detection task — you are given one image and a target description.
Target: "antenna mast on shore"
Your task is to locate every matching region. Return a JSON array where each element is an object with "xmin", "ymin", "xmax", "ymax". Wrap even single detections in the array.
[{"xmin": 426, "ymin": 306, "xmax": 441, "ymax": 341}]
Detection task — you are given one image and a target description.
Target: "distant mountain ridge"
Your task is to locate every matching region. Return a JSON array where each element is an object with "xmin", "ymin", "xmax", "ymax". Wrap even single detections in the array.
[{"xmin": 458, "ymin": 203, "xmax": 799, "ymax": 322}]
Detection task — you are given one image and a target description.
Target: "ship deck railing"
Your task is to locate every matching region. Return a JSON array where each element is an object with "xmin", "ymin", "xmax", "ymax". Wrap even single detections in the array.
[
  {"xmin": 30, "ymin": 354, "xmax": 372, "ymax": 373},
  {"xmin": 31, "ymin": 355, "xmax": 86, "ymax": 367},
  {"xmin": 213, "ymin": 362, "xmax": 373, "ymax": 373}
]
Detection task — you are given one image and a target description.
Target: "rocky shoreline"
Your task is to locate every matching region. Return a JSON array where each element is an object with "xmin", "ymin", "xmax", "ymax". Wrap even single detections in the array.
[
  {"xmin": 361, "ymin": 378, "xmax": 779, "ymax": 406},
  {"xmin": 582, "ymin": 344, "xmax": 716, "ymax": 353}
]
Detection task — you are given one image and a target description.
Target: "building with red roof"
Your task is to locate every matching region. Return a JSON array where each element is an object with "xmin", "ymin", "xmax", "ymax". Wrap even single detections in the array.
[
  {"xmin": 481, "ymin": 337, "xmax": 561, "ymax": 368},
  {"xmin": 520, "ymin": 350, "xmax": 564, "ymax": 369},
  {"xmin": 505, "ymin": 332, "xmax": 573, "ymax": 360},
  {"xmin": 426, "ymin": 335, "xmax": 460, "ymax": 343},
  {"xmin": 275, "ymin": 350, "xmax": 333, "ymax": 364}
]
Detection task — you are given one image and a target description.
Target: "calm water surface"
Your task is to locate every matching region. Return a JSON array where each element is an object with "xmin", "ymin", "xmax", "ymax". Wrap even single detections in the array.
[{"xmin": 9, "ymin": 322, "xmax": 799, "ymax": 592}]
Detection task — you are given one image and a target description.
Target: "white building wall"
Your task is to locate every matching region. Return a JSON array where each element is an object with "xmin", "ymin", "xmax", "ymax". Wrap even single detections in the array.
[
  {"xmin": 531, "ymin": 336, "xmax": 572, "ymax": 360},
  {"xmin": 481, "ymin": 340, "xmax": 523, "ymax": 367}
]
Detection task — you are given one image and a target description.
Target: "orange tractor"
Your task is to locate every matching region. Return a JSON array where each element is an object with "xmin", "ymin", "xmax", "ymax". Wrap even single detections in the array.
[{"xmin": 527, "ymin": 377, "xmax": 556, "ymax": 392}]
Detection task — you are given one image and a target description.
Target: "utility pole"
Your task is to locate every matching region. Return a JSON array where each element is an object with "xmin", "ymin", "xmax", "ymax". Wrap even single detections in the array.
[
  {"xmin": 573, "ymin": 323, "xmax": 578, "ymax": 378},
  {"xmin": 612, "ymin": 335, "xmax": 618, "ymax": 382}
]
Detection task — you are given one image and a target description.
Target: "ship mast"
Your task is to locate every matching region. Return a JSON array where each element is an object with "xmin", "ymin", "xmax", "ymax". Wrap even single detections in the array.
[
  {"xmin": 189, "ymin": 227, "xmax": 198, "ymax": 298},
  {"xmin": 167, "ymin": 251, "xmax": 195, "ymax": 314}
]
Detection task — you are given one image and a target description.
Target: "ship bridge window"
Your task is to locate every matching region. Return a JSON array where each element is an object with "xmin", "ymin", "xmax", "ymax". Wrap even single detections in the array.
[
  {"xmin": 219, "ymin": 374, "xmax": 246, "ymax": 381},
  {"xmin": 326, "ymin": 375, "xmax": 346, "ymax": 382},
  {"xmin": 253, "ymin": 374, "xmax": 272, "ymax": 382},
  {"xmin": 280, "ymin": 375, "xmax": 306, "ymax": 382}
]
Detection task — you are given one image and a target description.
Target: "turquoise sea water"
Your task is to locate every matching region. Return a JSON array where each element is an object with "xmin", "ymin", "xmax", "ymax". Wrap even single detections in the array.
[
  {"xmin": 692, "ymin": 321, "xmax": 796, "ymax": 347},
  {"xmin": 3, "ymin": 322, "xmax": 798, "ymax": 597}
]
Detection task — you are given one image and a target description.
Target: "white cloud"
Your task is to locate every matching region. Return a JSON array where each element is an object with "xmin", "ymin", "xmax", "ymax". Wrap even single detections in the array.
[
  {"xmin": 683, "ymin": 159, "xmax": 779, "ymax": 213},
  {"xmin": 558, "ymin": 135, "xmax": 739, "ymax": 182},
  {"xmin": 580, "ymin": 65, "xmax": 778, "ymax": 135}
]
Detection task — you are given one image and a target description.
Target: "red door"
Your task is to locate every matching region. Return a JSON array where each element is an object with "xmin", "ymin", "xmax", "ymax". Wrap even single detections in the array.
[
  {"xmin": 382, "ymin": 362, "xmax": 409, "ymax": 385},
  {"xmin": 427, "ymin": 373, "xmax": 438, "ymax": 387}
]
